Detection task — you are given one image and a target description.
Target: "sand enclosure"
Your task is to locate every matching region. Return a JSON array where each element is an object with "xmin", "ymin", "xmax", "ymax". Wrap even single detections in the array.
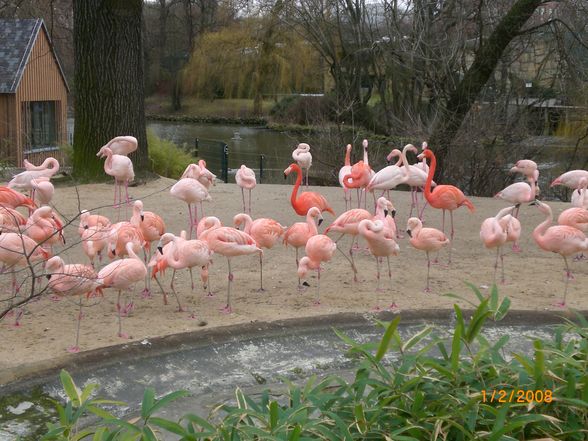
[{"xmin": 1, "ymin": 176, "xmax": 587, "ymax": 381}]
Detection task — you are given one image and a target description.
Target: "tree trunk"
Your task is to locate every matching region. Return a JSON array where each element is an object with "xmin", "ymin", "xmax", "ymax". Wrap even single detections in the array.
[
  {"xmin": 73, "ymin": 0, "xmax": 148, "ymax": 180},
  {"xmin": 429, "ymin": 0, "xmax": 543, "ymax": 183}
]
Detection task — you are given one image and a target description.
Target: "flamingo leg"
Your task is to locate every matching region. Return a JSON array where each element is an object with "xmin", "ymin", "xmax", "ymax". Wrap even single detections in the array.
[
  {"xmin": 356, "ymin": 189, "xmax": 361, "ymax": 209},
  {"xmin": 68, "ymin": 300, "xmax": 83, "ymax": 353},
  {"xmin": 116, "ymin": 290, "xmax": 128, "ymax": 338},
  {"xmin": 493, "ymin": 247, "xmax": 500, "ymax": 283},
  {"xmin": 425, "ymin": 251, "xmax": 431, "ymax": 293},
  {"xmin": 248, "ymin": 189, "xmax": 252, "ymax": 215},
  {"xmin": 241, "ymin": 188, "xmax": 246, "ymax": 213},
  {"xmin": 314, "ymin": 267, "xmax": 321, "ymax": 305},
  {"xmin": 189, "ymin": 267, "xmax": 195, "ymax": 291},
  {"xmin": 500, "ymin": 250, "xmax": 506, "ymax": 284},
  {"xmin": 372, "ymin": 191, "xmax": 377, "ymax": 213},
  {"xmin": 153, "ymin": 274, "xmax": 168, "ymax": 305},
  {"xmin": 349, "ymin": 237, "xmax": 359, "ymax": 282},
  {"xmin": 169, "ymin": 270, "xmax": 185, "ymax": 312},
  {"xmin": 221, "ymin": 258, "xmax": 233, "ymax": 313},
  {"xmin": 375, "ymin": 257, "xmax": 383, "ymax": 292},
  {"xmin": 409, "ymin": 189, "xmax": 416, "ymax": 218},
  {"xmin": 187, "ymin": 203, "xmax": 194, "ymax": 239},
  {"xmin": 305, "ymin": 167, "xmax": 309, "ymax": 189},
  {"xmin": 557, "ymin": 256, "xmax": 573, "ymax": 307},
  {"xmin": 193, "ymin": 204, "xmax": 199, "ymax": 237},
  {"xmin": 387, "ymin": 256, "xmax": 397, "ymax": 309},
  {"xmin": 199, "ymin": 201, "xmax": 205, "ymax": 218},
  {"xmin": 448, "ymin": 210, "xmax": 454, "ymax": 264},
  {"xmin": 141, "ymin": 248, "xmax": 152, "ymax": 298},
  {"xmin": 258, "ymin": 253, "xmax": 265, "ymax": 292}
]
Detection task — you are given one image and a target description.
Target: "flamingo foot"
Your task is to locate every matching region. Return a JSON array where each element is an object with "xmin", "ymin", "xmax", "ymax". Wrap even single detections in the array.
[
  {"xmin": 423, "ymin": 287, "xmax": 431, "ymax": 293},
  {"xmin": 566, "ymin": 271, "xmax": 575, "ymax": 281},
  {"xmin": 372, "ymin": 305, "xmax": 382, "ymax": 311},
  {"xmin": 432, "ymin": 258, "xmax": 439, "ymax": 265},
  {"xmin": 375, "ymin": 287, "xmax": 386, "ymax": 293},
  {"xmin": 206, "ymin": 291, "xmax": 214, "ymax": 297},
  {"xmin": 140, "ymin": 288, "xmax": 152, "ymax": 299},
  {"xmin": 257, "ymin": 288, "xmax": 266, "ymax": 293},
  {"xmin": 552, "ymin": 300, "xmax": 566, "ymax": 308},
  {"xmin": 297, "ymin": 284, "xmax": 307, "ymax": 292},
  {"xmin": 176, "ymin": 306, "xmax": 186, "ymax": 313},
  {"xmin": 220, "ymin": 305, "xmax": 233, "ymax": 314},
  {"xmin": 120, "ymin": 302, "xmax": 134, "ymax": 317},
  {"xmin": 67, "ymin": 345, "xmax": 80, "ymax": 354},
  {"xmin": 49, "ymin": 294, "xmax": 61, "ymax": 302},
  {"xmin": 118, "ymin": 332, "xmax": 130, "ymax": 339},
  {"xmin": 187, "ymin": 312, "xmax": 197, "ymax": 320},
  {"xmin": 511, "ymin": 244, "xmax": 522, "ymax": 253},
  {"xmin": 313, "ymin": 299, "xmax": 321, "ymax": 306},
  {"xmin": 396, "ymin": 233, "xmax": 405, "ymax": 240},
  {"xmin": 388, "ymin": 302, "xmax": 398, "ymax": 310},
  {"xmin": 353, "ymin": 275, "xmax": 359, "ymax": 283}
]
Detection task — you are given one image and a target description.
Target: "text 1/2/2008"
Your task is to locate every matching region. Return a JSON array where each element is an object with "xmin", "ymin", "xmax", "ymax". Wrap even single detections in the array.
[{"xmin": 481, "ymin": 389, "xmax": 553, "ymax": 403}]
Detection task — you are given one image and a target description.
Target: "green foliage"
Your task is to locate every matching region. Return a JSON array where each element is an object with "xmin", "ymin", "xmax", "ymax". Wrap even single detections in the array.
[
  {"xmin": 147, "ymin": 130, "xmax": 195, "ymax": 179},
  {"xmin": 44, "ymin": 284, "xmax": 588, "ymax": 440},
  {"xmin": 270, "ymin": 95, "xmax": 336, "ymax": 125}
]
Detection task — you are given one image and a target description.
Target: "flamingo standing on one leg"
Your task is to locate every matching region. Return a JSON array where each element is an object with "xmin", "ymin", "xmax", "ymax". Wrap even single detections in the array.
[
  {"xmin": 406, "ymin": 217, "xmax": 450, "ymax": 293},
  {"xmin": 44, "ymin": 256, "xmax": 101, "ymax": 352},
  {"xmin": 97, "ymin": 136, "xmax": 138, "ymax": 156},
  {"xmin": 418, "ymin": 149, "xmax": 475, "ymax": 264},
  {"xmin": 550, "ymin": 170, "xmax": 588, "ymax": 190},
  {"xmin": 338, "ymin": 144, "xmax": 353, "ymax": 210},
  {"xmin": 530, "ymin": 200, "xmax": 588, "ymax": 307},
  {"xmin": 283, "ymin": 207, "xmax": 323, "ymax": 289},
  {"xmin": 284, "ymin": 163, "xmax": 334, "ymax": 216},
  {"xmin": 495, "ymin": 169, "xmax": 539, "ymax": 218},
  {"xmin": 233, "ymin": 213, "xmax": 286, "ymax": 292},
  {"xmin": 170, "ymin": 178, "xmax": 211, "ymax": 239},
  {"xmin": 499, "ymin": 208, "xmax": 522, "ymax": 256},
  {"xmin": 97, "ymin": 242, "xmax": 147, "ymax": 338},
  {"xmin": 297, "ymin": 234, "xmax": 336, "ymax": 305},
  {"xmin": 199, "ymin": 225, "xmax": 262, "ymax": 313},
  {"xmin": 97, "ymin": 147, "xmax": 135, "ymax": 215},
  {"xmin": 235, "ymin": 165, "xmax": 257, "ymax": 215},
  {"xmin": 9, "ymin": 157, "xmax": 60, "ymax": 204},
  {"xmin": 358, "ymin": 219, "xmax": 399, "ymax": 309},
  {"xmin": 480, "ymin": 206, "xmax": 517, "ymax": 284},
  {"xmin": 292, "ymin": 143, "xmax": 312, "ymax": 188}
]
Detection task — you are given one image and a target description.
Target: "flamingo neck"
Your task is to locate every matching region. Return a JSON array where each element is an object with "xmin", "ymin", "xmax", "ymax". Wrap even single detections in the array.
[
  {"xmin": 532, "ymin": 205, "xmax": 553, "ymax": 244},
  {"xmin": 344, "ymin": 147, "xmax": 351, "ymax": 167},
  {"xmin": 401, "ymin": 146, "xmax": 411, "ymax": 178},
  {"xmin": 290, "ymin": 165, "xmax": 302, "ymax": 208},
  {"xmin": 168, "ymin": 237, "xmax": 182, "ymax": 266},
  {"xmin": 363, "ymin": 148, "xmax": 369, "ymax": 166},
  {"xmin": 423, "ymin": 154, "xmax": 436, "ymax": 198}
]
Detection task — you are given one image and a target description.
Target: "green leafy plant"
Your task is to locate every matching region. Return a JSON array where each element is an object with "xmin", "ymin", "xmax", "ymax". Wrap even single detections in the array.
[
  {"xmin": 43, "ymin": 283, "xmax": 588, "ymax": 440},
  {"xmin": 147, "ymin": 130, "xmax": 195, "ymax": 179}
]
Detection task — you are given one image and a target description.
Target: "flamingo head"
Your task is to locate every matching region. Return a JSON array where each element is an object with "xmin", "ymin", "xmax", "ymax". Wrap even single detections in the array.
[
  {"xmin": 417, "ymin": 149, "xmax": 434, "ymax": 161},
  {"xmin": 406, "ymin": 217, "xmax": 422, "ymax": 238},
  {"xmin": 346, "ymin": 144, "xmax": 352, "ymax": 153},
  {"xmin": 405, "ymin": 144, "xmax": 418, "ymax": 156},
  {"xmin": 284, "ymin": 163, "xmax": 298, "ymax": 178},
  {"xmin": 550, "ymin": 177, "xmax": 562, "ymax": 187},
  {"xmin": 297, "ymin": 143, "xmax": 310, "ymax": 153},
  {"xmin": 45, "ymin": 256, "xmax": 64, "ymax": 274},
  {"xmin": 386, "ymin": 149, "xmax": 401, "ymax": 163},
  {"xmin": 362, "ymin": 139, "xmax": 368, "ymax": 150},
  {"xmin": 421, "ymin": 141, "xmax": 428, "ymax": 151}
]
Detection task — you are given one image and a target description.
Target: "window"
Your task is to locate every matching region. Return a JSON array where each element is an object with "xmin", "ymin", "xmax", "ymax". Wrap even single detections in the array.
[{"xmin": 22, "ymin": 101, "xmax": 58, "ymax": 150}]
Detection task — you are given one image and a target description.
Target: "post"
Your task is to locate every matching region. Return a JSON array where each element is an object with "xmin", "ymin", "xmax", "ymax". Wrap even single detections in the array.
[
  {"xmin": 259, "ymin": 154, "xmax": 264, "ymax": 184},
  {"xmin": 221, "ymin": 143, "xmax": 229, "ymax": 183},
  {"xmin": 194, "ymin": 138, "xmax": 199, "ymax": 157}
]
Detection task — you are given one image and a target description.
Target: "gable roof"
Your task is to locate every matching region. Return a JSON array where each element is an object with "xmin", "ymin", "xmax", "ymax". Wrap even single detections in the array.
[{"xmin": 0, "ymin": 18, "xmax": 69, "ymax": 93}]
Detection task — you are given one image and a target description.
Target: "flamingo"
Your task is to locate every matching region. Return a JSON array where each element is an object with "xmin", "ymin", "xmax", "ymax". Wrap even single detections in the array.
[
  {"xmin": 373, "ymin": 196, "xmax": 398, "ymax": 240},
  {"xmin": 97, "ymin": 136, "xmax": 138, "ymax": 156},
  {"xmin": 297, "ymin": 234, "xmax": 336, "ymax": 305},
  {"xmin": 480, "ymin": 206, "xmax": 517, "ymax": 284},
  {"xmin": 510, "ymin": 159, "xmax": 537, "ymax": 178},
  {"xmin": 366, "ymin": 149, "xmax": 403, "ymax": 201},
  {"xmin": 418, "ymin": 148, "xmax": 475, "ymax": 263},
  {"xmin": 181, "ymin": 161, "xmax": 216, "ymax": 190},
  {"xmin": 107, "ymin": 222, "xmax": 146, "ymax": 260},
  {"xmin": 24, "ymin": 206, "xmax": 65, "ymax": 253},
  {"xmin": 344, "ymin": 140, "xmax": 373, "ymax": 209},
  {"xmin": 283, "ymin": 207, "xmax": 323, "ymax": 289},
  {"xmin": 44, "ymin": 256, "xmax": 101, "ymax": 352},
  {"xmin": 97, "ymin": 147, "xmax": 135, "ymax": 212},
  {"xmin": 235, "ymin": 165, "xmax": 256, "ymax": 215},
  {"xmin": 81, "ymin": 225, "xmax": 112, "ymax": 267},
  {"xmin": 558, "ymin": 206, "xmax": 588, "ymax": 260},
  {"xmin": 151, "ymin": 232, "xmax": 213, "ymax": 313},
  {"xmin": 292, "ymin": 143, "xmax": 312, "ymax": 188},
  {"xmin": 30, "ymin": 177, "xmax": 54, "ymax": 206},
  {"xmin": 97, "ymin": 242, "xmax": 147, "ymax": 338},
  {"xmin": 399, "ymin": 144, "xmax": 435, "ymax": 219},
  {"xmin": 78, "ymin": 210, "xmax": 111, "ymax": 237},
  {"xmin": 233, "ymin": 213, "xmax": 287, "ymax": 291},
  {"xmin": 324, "ymin": 208, "xmax": 373, "ymax": 282},
  {"xmin": 499, "ymin": 209, "xmax": 522, "ymax": 254},
  {"xmin": 0, "ymin": 187, "xmax": 37, "ymax": 211},
  {"xmin": 9, "ymin": 157, "xmax": 60, "ymax": 202},
  {"xmin": 338, "ymin": 144, "xmax": 353, "ymax": 210},
  {"xmin": 197, "ymin": 216, "xmax": 222, "ymax": 238},
  {"xmin": 0, "ymin": 207, "xmax": 27, "ymax": 233},
  {"xmin": 170, "ymin": 178, "xmax": 211, "ymax": 239},
  {"xmin": 406, "ymin": 217, "xmax": 450, "ymax": 292},
  {"xmin": 570, "ymin": 178, "xmax": 588, "ymax": 208},
  {"xmin": 199, "ymin": 224, "xmax": 262, "ymax": 313},
  {"xmin": 550, "ymin": 170, "xmax": 588, "ymax": 189},
  {"xmin": 357, "ymin": 219, "xmax": 399, "ymax": 309},
  {"xmin": 530, "ymin": 200, "xmax": 588, "ymax": 306},
  {"xmin": 284, "ymin": 163, "xmax": 334, "ymax": 216},
  {"xmin": 495, "ymin": 169, "xmax": 539, "ymax": 218}
]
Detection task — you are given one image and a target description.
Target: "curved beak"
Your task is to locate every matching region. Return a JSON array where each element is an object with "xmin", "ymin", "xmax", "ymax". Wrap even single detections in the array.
[
  {"xmin": 384, "ymin": 209, "xmax": 388, "ymax": 217},
  {"xmin": 140, "ymin": 212, "xmax": 145, "ymax": 221},
  {"xmin": 46, "ymin": 274, "xmax": 51, "ymax": 280},
  {"xmin": 318, "ymin": 218, "xmax": 324, "ymax": 226},
  {"xmin": 157, "ymin": 246, "xmax": 163, "ymax": 254},
  {"xmin": 406, "ymin": 229, "xmax": 412, "ymax": 238},
  {"xmin": 390, "ymin": 209, "xmax": 396, "ymax": 218}
]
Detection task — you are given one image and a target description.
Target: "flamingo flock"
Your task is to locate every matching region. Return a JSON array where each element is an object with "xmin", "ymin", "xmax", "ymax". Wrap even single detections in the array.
[{"xmin": 2, "ymin": 135, "xmax": 588, "ymax": 355}]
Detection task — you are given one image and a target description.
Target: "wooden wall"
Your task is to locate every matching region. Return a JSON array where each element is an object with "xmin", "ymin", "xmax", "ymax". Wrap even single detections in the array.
[{"xmin": 13, "ymin": 26, "xmax": 68, "ymax": 166}]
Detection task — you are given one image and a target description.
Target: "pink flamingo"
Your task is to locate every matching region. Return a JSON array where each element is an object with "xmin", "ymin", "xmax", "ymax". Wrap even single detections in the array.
[
  {"xmin": 373, "ymin": 196, "xmax": 398, "ymax": 240},
  {"xmin": 97, "ymin": 242, "xmax": 147, "ymax": 338},
  {"xmin": 510, "ymin": 159, "xmax": 537, "ymax": 178},
  {"xmin": 499, "ymin": 210, "xmax": 522, "ymax": 254},
  {"xmin": 570, "ymin": 178, "xmax": 588, "ymax": 208},
  {"xmin": 292, "ymin": 143, "xmax": 312, "ymax": 188},
  {"xmin": 181, "ymin": 160, "xmax": 216, "ymax": 190},
  {"xmin": 344, "ymin": 141, "xmax": 373, "ymax": 209},
  {"xmin": 297, "ymin": 234, "xmax": 336, "ymax": 305},
  {"xmin": 0, "ymin": 207, "xmax": 27, "ymax": 233},
  {"xmin": 9, "ymin": 157, "xmax": 60, "ymax": 202},
  {"xmin": 197, "ymin": 216, "xmax": 222, "ymax": 238},
  {"xmin": 0, "ymin": 187, "xmax": 36, "ymax": 211},
  {"xmin": 235, "ymin": 165, "xmax": 256, "ymax": 214},
  {"xmin": 148, "ymin": 230, "xmax": 186, "ymax": 304},
  {"xmin": 30, "ymin": 177, "xmax": 54, "ymax": 206},
  {"xmin": 97, "ymin": 147, "xmax": 135, "ymax": 212},
  {"xmin": 78, "ymin": 210, "xmax": 111, "ymax": 236},
  {"xmin": 284, "ymin": 163, "xmax": 335, "ymax": 216},
  {"xmin": 550, "ymin": 170, "xmax": 588, "ymax": 189},
  {"xmin": 150, "ymin": 232, "xmax": 213, "ymax": 313},
  {"xmin": 406, "ymin": 217, "xmax": 450, "ymax": 292},
  {"xmin": 97, "ymin": 136, "xmax": 138, "ymax": 156},
  {"xmin": 199, "ymin": 224, "xmax": 262, "ymax": 313},
  {"xmin": 558, "ymin": 206, "xmax": 588, "ymax": 260},
  {"xmin": 338, "ymin": 144, "xmax": 353, "ymax": 210},
  {"xmin": 495, "ymin": 169, "xmax": 539, "ymax": 219},
  {"xmin": 233, "ymin": 213, "xmax": 287, "ymax": 291},
  {"xmin": 530, "ymin": 200, "xmax": 588, "ymax": 306},
  {"xmin": 0, "ymin": 232, "xmax": 48, "ymax": 325},
  {"xmin": 366, "ymin": 149, "xmax": 403, "ymax": 201},
  {"xmin": 400, "ymin": 144, "xmax": 434, "ymax": 219},
  {"xmin": 418, "ymin": 148, "xmax": 475, "ymax": 263},
  {"xmin": 81, "ymin": 225, "xmax": 112, "ymax": 267},
  {"xmin": 324, "ymin": 208, "xmax": 373, "ymax": 281},
  {"xmin": 25, "ymin": 206, "xmax": 65, "ymax": 253},
  {"xmin": 283, "ymin": 207, "xmax": 323, "ymax": 289},
  {"xmin": 480, "ymin": 206, "xmax": 517, "ymax": 283},
  {"xmin": 358, "ymin": 219, "xmax": 399, "ymax": 309},
  {"xmin": 44, "ymin": 256, "xmax": 101, "ymax": 352},
  {"xmin": 107, "ymin": 222, "xmax": 146, "ymax": 260},
  {"xmin": 170, "ymin": 178, "xmax": 211, "ymax": 239}
]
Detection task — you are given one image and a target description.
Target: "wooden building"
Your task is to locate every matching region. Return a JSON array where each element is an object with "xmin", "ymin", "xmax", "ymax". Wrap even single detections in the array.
[{"xmin": 0, "ymin": 18, "xmax": 69, "ymax": 167}]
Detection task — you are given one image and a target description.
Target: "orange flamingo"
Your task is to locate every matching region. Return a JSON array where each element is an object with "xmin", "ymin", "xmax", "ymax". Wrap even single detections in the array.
[
  {"xmin": 284, "ymin": 163, "xmax": 334, "ymax": 216},
  {"xmin": 343, "ymin": 140, "xmax": 373, "ymax": 209},
  {"xmin": 283, "ymin": 207, "xmax": 323, "ymax": 289},
  {"xmin": 235, "ymin": 165, "xmax": 257, "ymax": 214},
  {"xmin": 25, "ymin": 206, "xmax": 64, "ymax": 253},
  {"xmin": 97, "ymin": 242, "xmax": 147, "ymax": 338},
  {"xmin": 530, "ymin": 200, "xmax": 588, "ymax": 306},
  {"xmin": 233, "ymin": 213, "xmax": 286, "ymax": 291},
  {"xmin": 358, "ymin": 219, "xmax": 399, "ymax": 309},
  {"xmin": 199, "ymin": 224, "xmax": 262, "ymax": 313},
  {"xmin": 0, "ymin": 187, "xmax": 36, "ymax": 210},
  {"xmin": 406, "ymin": 217, "xmax": 450, "ymax": 292},
  {"xmin": 78, "ymin": 210, "xmax": 111, "ymax": 236},
  {"xmin": 418, "ymin": 148, "xmax": 475, "ymax": 263},
  {"xmin": 480, "ymin": 206, "xmax": 517, "ymax": 283},
  {"xmin": 297, "ymin": 234, "xmax": 336, "ymax": 305},
  {"xmin": 0, "ymin": 207, "xmax": 27, "ymax": 233},
  {"xmin": 45, "ymin": 256, "xmax": 101, "ymax": 352}
]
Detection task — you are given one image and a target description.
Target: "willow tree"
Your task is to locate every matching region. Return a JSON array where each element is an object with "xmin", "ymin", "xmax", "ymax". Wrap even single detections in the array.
[{"xmin": 73, "ymin": 0, "xmax": 148, "ymax": 180}]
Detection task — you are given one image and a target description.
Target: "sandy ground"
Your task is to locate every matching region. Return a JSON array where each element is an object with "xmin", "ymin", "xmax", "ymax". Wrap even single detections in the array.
[{"xmin": 1, "ymin": 176, "xmax": 587, "ymax": 381}]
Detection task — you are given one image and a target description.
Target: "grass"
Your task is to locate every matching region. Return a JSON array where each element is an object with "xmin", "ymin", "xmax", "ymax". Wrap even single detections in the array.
[{"xmin": 147, "ymin": 129, "xmax": 195, "ymax": 179}]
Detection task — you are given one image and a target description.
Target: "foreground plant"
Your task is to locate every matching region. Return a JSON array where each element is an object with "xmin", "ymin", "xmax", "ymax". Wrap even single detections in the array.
[{"xmin": 43, "ymin": 283, "xmax": 588, "ymax": 440}]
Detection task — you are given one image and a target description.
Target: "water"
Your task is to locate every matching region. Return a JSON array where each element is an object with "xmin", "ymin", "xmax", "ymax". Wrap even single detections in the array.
[{"xmin": 0, "ymin": 321, "xmax": 559, "ymax": 440}]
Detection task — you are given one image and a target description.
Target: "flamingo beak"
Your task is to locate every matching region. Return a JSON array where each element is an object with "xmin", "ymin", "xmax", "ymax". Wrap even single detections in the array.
[
  {"xmin": 390, "ymin": 209, "xmax": 396, "ymax": 218},
  {"xmin": 318, "ymin": 218, "xmax": 324, "ymax": 226},
  {"xmin": 406, "ymin": 229, "xmax": 412, "ymax": 238},
  {"xmin": 46, "ymin": 274, "xmax": 51, "ymax": 280},
  {"xmin": 283, "ymin": 173, "xmax": 287, "ymax": 179},
  {"xmin": 384, "ymin": 209, "xmax": 388, "ymax": 217},
  {"xmin": 140, "ymin": 213, "xmax": 145, "ymax": 221},
  {"xmin": 417, "ymin": 153, "xmax": 424, "ymax": 160},
  {"xmin": 84, "ymin": 225, "xmax": 89, "ymax": 229},
  {"xmin": 157, "ymin": 246, "xmax": 163, "ymax": 254},
  {"xmin": 302, "ymin": 281, "xmax": 310, "ymax": 287}
]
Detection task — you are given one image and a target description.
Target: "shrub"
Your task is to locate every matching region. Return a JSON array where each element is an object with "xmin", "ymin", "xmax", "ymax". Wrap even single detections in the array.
[
  {"xmin": 147, "ymin": 130, "xmax": 195, "ymax": 179},
  {"xmin": 42, "ymin": 283, "xmax": 588, "ymax": 440}
]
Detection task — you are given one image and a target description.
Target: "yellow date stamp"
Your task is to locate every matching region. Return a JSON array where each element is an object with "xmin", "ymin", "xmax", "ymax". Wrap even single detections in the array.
[{"xmin": 481, "ymin": 389, "xmax": 553, "ymax": 403}]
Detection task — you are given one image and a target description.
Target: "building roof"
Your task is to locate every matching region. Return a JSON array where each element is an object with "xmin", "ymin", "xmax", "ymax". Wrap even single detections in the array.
[{"xmin": 0, "ymin": 18, "xmax": 69, "ymax": 93}]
